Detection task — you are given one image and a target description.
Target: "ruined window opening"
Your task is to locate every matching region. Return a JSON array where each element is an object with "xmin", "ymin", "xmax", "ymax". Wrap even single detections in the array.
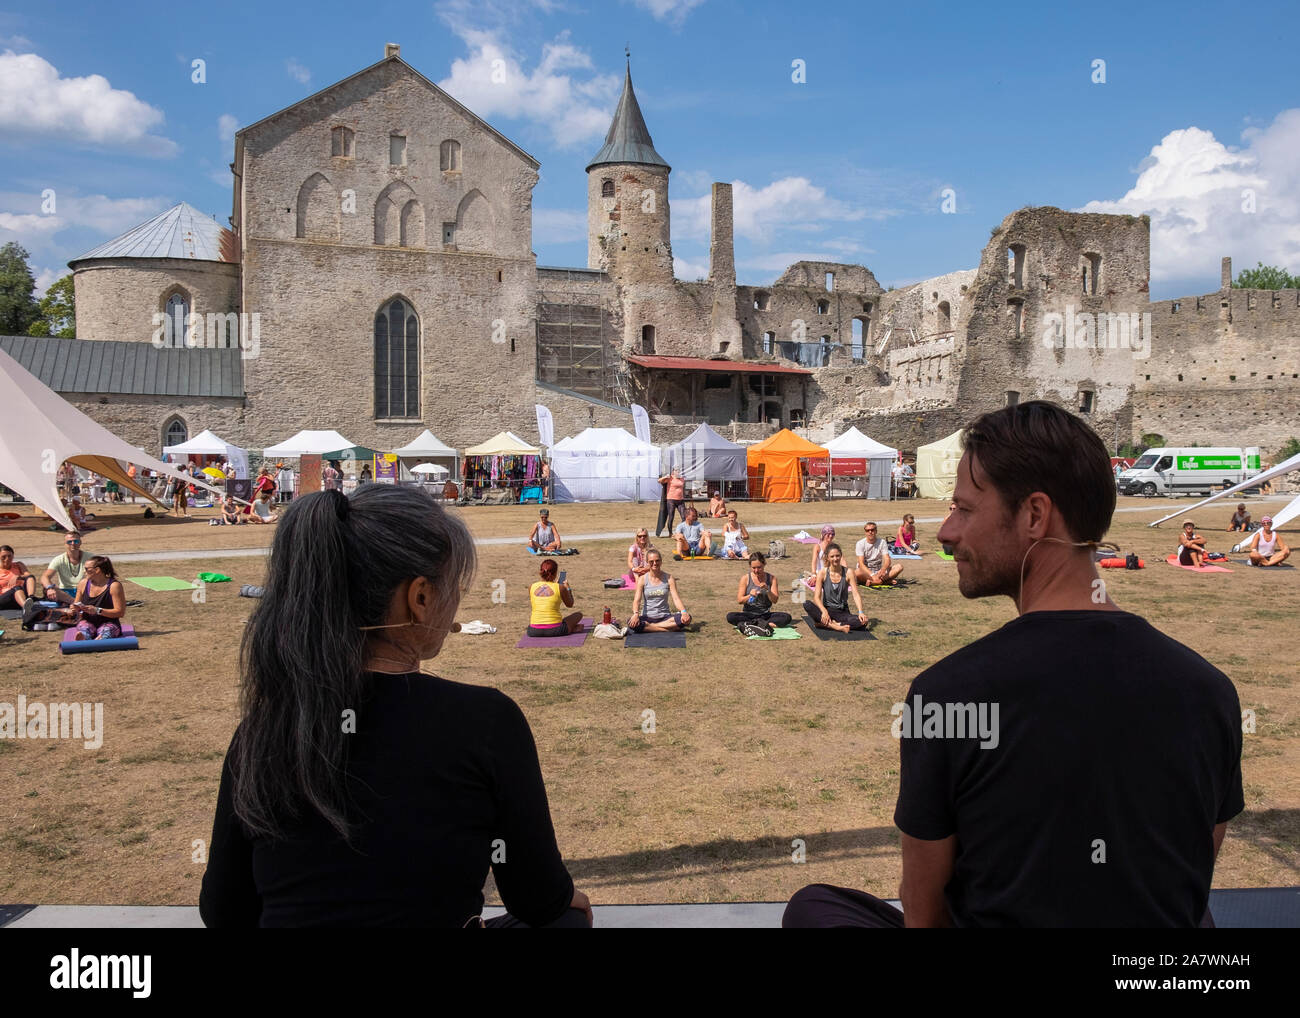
[
  {"xmin": 937, "ymin": 301, "xmax": 951, "ymax": 332},
  {"xmin": 641, "ymin": 324, "xmax": 656, "ymax": 355},
  {"xmin": 442, "ymin": 223, "xmax": 455, "ymax": 247},
  {"xmin": 1006, "ymin": 391, "xmax": 1019, "ymax": 407},
  {"xmin": 496, "ymin": 269, "xmax": 503, "ymax": 283},
  {"xmin": 816, "ymin": 299, "xmax": 829, "ymax": 315},
  {"xmin": 1230, "ymin": 375, "xmax": 1236, "ymax": 381},
  {"xmin": 789, "ymin": 407, "xmax": 806, "ymax": 428},
  {"xmin": 824, "ymin": 272, "xmax": 834, "ymax": 292},
  {"xmin": 851, "ymin": 318, "xmax": 865, "ymax": 360},
  {"xmin": 763, "ymin": 330, "xmax": 774, "ymax": 354},
  {"xmin": 1178, "ymin": 374, "xmax": 1183, "ymax": 381},
  {"xmin": 331, "ymin": 126, "xmax": 354, "ymax": 157},
  {"xmin": 439, "ymin": 139, "xmax": 461, "ymax": 171},
  {"xmin": 374, "ymin": 297, "xmax": 420, "ymax": 420},
  {"xmin": 601, "ymin": 179, "xmax": 614, "ymax": 198},
  {"xmin": 1007, "ymin": 298, "xmax": 1025, "ymax": 339},
  {"xmin": 390, "ymin": 134, "xmax": 407, "ymax": 166},
  {"xmin": 1171, "ymin": 301, "xmax": 1181, "ymax": 313},
  {"xmin": 718, "ymin": 341, "xmax": 730, "ymax": 354},
  {"xmin": 754, "ymin": 291, "xmax": 770, "ymax": 311},
  {"xmin": 1081, "ymin": 252, "xmax": 1101, "ymax": 295},
  {"xmin": 1008, "ymin": 244, "xmax": 1025, "ymax": 288},
  {"xmin": 510, "ymin": 337, "xmax": 515, "ymax": 353},
  {"xmin": 1078, "ymin": 390, "xmax": 1094, "ymax": 414},
  {"xmin": 164, "ymin": 416, "xmax": 188, "ymax": 448},
  {"xmin": 704, "ymin": 374, "xmax": 730, "ymax": 389},
  {"xmin": 862, "ymin": 301, "xmax": 873, "ymax": 314}
]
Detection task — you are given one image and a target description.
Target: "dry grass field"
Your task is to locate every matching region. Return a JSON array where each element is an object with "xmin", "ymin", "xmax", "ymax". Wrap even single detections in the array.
[{"xmin": 1, "ymin": 494, "xmax": 1297, "ymax": 907}]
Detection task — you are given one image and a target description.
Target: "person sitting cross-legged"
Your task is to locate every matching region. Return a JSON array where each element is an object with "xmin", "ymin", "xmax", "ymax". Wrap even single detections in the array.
[
  {"xmin": 629, "ymin": 549, "xmax": 691, "ymax": 632},
  {"xmin": 0, "ymin": 545, "xmax": 38, "ymax": 610},
  {"xmin": 854, "ymin": 522, "xmax": 904, "ymax": 586},
  {"xmin": 528, "ymin": 509, "xmax": 562, "ymax": 553},
  {"xmin": 62, "ymin": 555, "xmax": 126, "ymax": 641},
  {"xmin": 1247, "ymin": 516, "xmax": 1291, "ymax": 567},
  {"xmin": 1178, "ymin": 520, "xmax": 1208, "ymax": 567},
  {"xmin": 1227, "ymin": 504, "xmax": 1253, "ymax": 533},
  {"xmin": 249, "ymin": 490, "xmax": 278, "ymax": 525},
  {"xmin": 894, "ymin": 514, "xmax": 921, "ymax": 555},
  {"xmin": 526, "ymin": 559, "xmax": 584, "ymax": 637},
  {"xmin": 40, "ymin": 532, "xmax": 90, "ymax": 604},
  {"xmin": 804, "ymin": 543, "xmax": 870, "ymax": 632},
  {"xmin": 624, "ymin": 529, "xmax": 653, "ymax": 586},
  {"xmin": 725, "ymin": 552, "xmax": 792, "ymax": 632},
  {"xmin": 673, "ymin": 507, "xmax": 712, "ymax": 559},
  {"xmin": 720, "ymin": 509, "xmax": 750, "ymax": 560}
]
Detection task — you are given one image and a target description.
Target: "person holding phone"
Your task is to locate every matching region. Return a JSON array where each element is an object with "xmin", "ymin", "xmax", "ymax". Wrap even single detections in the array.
[
  {"xmin": 527, "ymin": 559, "xmax": 583, "ymax": 636},
  {"xmin": 64, "ymin": 556, "xmax": 126, "ymax": 640}
]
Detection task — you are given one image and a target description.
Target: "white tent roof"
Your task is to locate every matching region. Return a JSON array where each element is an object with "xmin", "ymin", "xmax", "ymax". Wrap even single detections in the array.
[
  {"xmin": 464, "ymin": 431, "xmax": 541, "ymax": 456},
  {"xmin": 163, "ymin": 428, "xmax": 245, "ymax": 457},
  {"xmin": 0, "ymin": 346, "xmax": 225, "ymax": 530},
  {"xmin": 391, "ymin": 429, "xmax": 458, "ymax": 458},
  {"xmin": 263, "ymin": 430, "xmax": 357, "ymax": 457},
  {"xmin": 560, "ymin": 427, "xmax": 656, "ymax": 455},
  {"xmin": 825, "ymin": 426, "xmax": 897, "ymax": 459}
]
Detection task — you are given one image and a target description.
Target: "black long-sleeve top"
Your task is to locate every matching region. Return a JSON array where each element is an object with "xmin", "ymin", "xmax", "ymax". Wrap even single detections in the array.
[{"xmin": 199, "ymin": 673, "xmax": 575, "ymax": 927}]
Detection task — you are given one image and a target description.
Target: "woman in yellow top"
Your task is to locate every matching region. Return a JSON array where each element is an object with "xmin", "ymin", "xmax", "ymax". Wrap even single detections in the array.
[{"xmin": 527, "ymin": 559, "xmax": 584, "ymax": 637}]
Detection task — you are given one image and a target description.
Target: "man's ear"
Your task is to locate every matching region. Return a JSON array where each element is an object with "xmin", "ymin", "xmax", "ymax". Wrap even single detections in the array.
[{"xmin": 1022, "ymin": 491, "xmax": 1054, "ymax": 539}]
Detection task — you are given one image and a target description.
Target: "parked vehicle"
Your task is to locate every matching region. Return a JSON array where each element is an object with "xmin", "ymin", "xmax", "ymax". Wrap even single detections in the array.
[{"xmin": 1117, "ymin": 447, "xmax": 1261, "ymax": 497}]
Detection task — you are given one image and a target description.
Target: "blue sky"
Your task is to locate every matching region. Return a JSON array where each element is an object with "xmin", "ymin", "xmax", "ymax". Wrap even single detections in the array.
[{"xmin": 2, "ymin": 0, "xmax": 1297, "ymax": 299}]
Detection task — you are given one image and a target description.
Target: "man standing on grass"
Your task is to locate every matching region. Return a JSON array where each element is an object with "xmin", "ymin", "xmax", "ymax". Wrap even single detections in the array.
[{"xmin": 785, "ymin": 401, "xmax": 1243, "ymax": 927}]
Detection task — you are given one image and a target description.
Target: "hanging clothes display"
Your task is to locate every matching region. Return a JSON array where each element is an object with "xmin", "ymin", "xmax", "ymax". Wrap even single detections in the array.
[{"xmin": 461, "ymin": 454, "xmax": 539, "ymax": 500}]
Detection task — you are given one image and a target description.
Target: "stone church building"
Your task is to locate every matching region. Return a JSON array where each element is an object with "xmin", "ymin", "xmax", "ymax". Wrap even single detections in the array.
[{"xmin": 3, "ymin": 44, "xmax": 1296, "ymax": 458}]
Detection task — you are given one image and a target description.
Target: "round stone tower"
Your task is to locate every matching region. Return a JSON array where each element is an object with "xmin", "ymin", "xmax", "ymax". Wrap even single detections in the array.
[{"xmin": 586, "ymin": 62, "xmax": 673, "ymax": 284}]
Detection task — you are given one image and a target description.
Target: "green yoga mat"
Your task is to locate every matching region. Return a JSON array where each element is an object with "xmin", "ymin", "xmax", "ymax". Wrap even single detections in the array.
[
  {"xmin": 745, "ymin": 626, "xmax": 802, "ymax": 640},
  {"xmin": 128, "ymin": 576, "xmax": 198, "ymax": 591},
  {"xmin": 936, "ymin": 551, "xmax": 955, "ymax": 561}
]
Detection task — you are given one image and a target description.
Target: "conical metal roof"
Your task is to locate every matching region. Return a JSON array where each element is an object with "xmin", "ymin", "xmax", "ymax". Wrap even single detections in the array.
[
  {"xmin": 586, "ymin": 64, "xmax": 670, "ymax": 173},
  {"xmin": 70, "ymin": 202, "xmax": 231, "ymax": 263}
]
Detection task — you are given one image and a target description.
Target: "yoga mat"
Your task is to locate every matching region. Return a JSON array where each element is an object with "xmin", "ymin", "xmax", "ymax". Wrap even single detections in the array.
[
  {"xmin": 0, "ymin": 609, "xmax": 21, "ymax": 620},
  {"xmin": 624, "ymin": 630, "xmax": 686, "ymax": 649},
  {"xmin": 744, "ymin": 626, "xmax": 801, "ymax": 640},
  {"xmin": 1232, "ymin": 559, "xmax": 1294, "ymax": 569},
  {"xmin": 515, "ymin": 618, "xmax": 593, "ymax": 649},
  {"xmin": 674, "ymin": 554, "xmax": 718, "ymax": 561},
  {"xmin": 128, "ymin": 576, "xmax": 198, "ymax": 591},
  {"xmin": 891, "ymin": 553, "xmax": 923, "ymax": 560},
  {"xmin": 936, "ymin": 551, "xmax": 955, "ymax": 561},
  {"xmin": 526, "ymin": 546, "xmax": 578, "ymax": 555},
  {"xmin": 60, "ymin": 623, "xmax": 138, "ymax": 654},
  {"xmin": 791, "ymin": 537, "xmax": 820, "ymax": 544},
  {"xmin": 1165, "ymin": 555, "xmax": 1231, "ymax": 573},
  {"xmin": 806, "ymin": 623, "xmax": 877, "ymax": 641}
]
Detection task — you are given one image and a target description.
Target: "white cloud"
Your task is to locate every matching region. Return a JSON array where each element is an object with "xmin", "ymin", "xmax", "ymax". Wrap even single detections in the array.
[
  {"xmin": 209, "ymin": 168, "xmax": 232, "ymax": 189},
  {"xmin": 1080, "ymin": 110, "xmax": 1300, "ymax": 284},
  {"xmin": 436, "ymin": 22, "xmax": 620, "ymax": 148},
  {"xmin": 532, "ymin": 207, "xmax": 587, "ymax": 244},
  {"xmin": 34, "ymin": 266, "xmax": 63, "ymax": 296},
  {"xmin": 0, "ymin": 50, "xmax": 176, "ymax": 156},
  {"xmin": 627, "ymin": 0, "xmax": 706, "ymax": 27},
  {"xmin": 0, "ymin": 192, "xmax": 171, "ymax": 251},
  {"xmin": 286, "ymin": 58, "xmax": 311, "ymax": 84},
  {"xmin": 0, "ymin": 34, "xmax": 33, "ymax": 49},
  {"xmin": 674, "ymin": 177, "xmax": 869, "ymax": 245},
  {"xmin": 673, "ymin": 254, "xmax": 710, "ymax": 280},
  {"xmin": 217, "ymin": 113, "xmax": 238, "ymax": 142}
]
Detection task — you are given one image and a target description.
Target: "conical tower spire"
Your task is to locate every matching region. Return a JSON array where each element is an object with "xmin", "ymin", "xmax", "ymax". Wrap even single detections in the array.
[{"xmin": 585, "ymin": 62, "xmax": 670, "ymax": 172}]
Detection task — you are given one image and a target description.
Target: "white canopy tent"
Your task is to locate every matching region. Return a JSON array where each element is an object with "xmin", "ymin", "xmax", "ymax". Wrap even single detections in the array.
[
  {"xmin": 550, "ymin": 427, "xmax": 661, "ymax": 503},
  {"xmin": 163, "ymin": 428, "xmax": 249, "ymax": 478},
  {"xmin": 392, "ymin": 429, "xmax": 459, "ymax": 482},
  {"xmin": 916, "ymin": 429, "xmax": 964, "ymax": 499},
  {"xmin": 1149, "ymin": 451, "xmax": 1300, "ymax": 550},
  {"xmin": 824, "ymin": 426, "xmax": 898, "ymax": 499},
  {"xmin": 263, "ymin": 430, "xmax": 358, "ymax": 458},
  {"xmin": 0, "ymin": 346, "xmax": 226, "ymax": 530}
]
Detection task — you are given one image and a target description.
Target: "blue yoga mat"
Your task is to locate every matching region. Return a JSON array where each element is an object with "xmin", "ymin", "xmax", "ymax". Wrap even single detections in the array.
[{"xmin": 60, "ymin": 623, "xmax": 139, "ymax": 654}]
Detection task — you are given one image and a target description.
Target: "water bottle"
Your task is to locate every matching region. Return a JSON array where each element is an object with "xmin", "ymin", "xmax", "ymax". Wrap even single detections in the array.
[{"xmin": 602, "ymin": 605, "xmax": 612, "ymax": 625}]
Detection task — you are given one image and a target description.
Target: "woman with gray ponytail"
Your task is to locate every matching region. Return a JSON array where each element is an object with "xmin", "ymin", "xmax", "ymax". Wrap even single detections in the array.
[{"xmin": 199, "ymin": 485, "xmax": 591, "ymax": 927}]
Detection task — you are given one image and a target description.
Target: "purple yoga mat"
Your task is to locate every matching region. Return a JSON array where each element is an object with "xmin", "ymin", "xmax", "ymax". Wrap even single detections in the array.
[
  {"xmin": 61, "ymin": 622, "xmax": 136, "ymax": 642},
  {"xmin": 515, "ymin": 618, "xmax": 594, "ymax": 648}
]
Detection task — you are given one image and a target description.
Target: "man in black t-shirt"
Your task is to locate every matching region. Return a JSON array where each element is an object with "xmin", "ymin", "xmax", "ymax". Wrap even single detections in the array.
[{"xmin": 784, "ymin": 401, "xmax": 1244, "ymax": 928}]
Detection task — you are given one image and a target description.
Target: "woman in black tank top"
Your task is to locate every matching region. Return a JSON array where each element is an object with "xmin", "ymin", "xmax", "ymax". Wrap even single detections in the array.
[
  {"xmin": 725, "ymin": 552, "xmax": 793, "ymax": 630},
  {"xmin": 805, "ymin": 544, "xmax": 869, "ymax": 632},
  {"xmin": 70, "ymin": 555, "xmax": 125, "ymax": 640}
]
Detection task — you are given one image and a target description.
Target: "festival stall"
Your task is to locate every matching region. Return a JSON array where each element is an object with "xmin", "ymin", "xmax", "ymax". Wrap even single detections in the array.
[
  {"xmin": 163, "ymin": 429, "xmax": 249, "ymax": 479},
  {"xmin": 462, "ymin": 431, "xmax": 542, "ymax": 500},
  {"xmin": 262, "ymin": 430, "xmax": 359, "ymax": 496},
  {"xmin": 916, "ymin": 429, "xmax": 964, "ymax": 499},
  {"xmin": 814, "ymin": 426, "xmax": 898, "ymax": 499},
  {"xmin": 550, "ymin": 427, "xmax": 661, "ymax": 503},
  {"xmin": 746, "ymin": 429, "xmax": 829, "ymax": 503},
  {"xmin": 393, "ymin": 429, "xmax": 459, "ymax": 485},
  {"xmin": 661, "ymin": 423, "xmax": 747, "ymax": 497}
]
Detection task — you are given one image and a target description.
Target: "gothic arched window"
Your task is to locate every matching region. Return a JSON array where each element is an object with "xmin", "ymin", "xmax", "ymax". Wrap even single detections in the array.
[
  {"xmin": 164, "ymin": 416, "xmax": 188, "ymax": 448},
  {"xmin": 164, "ymin": 292, "xmax": 190, "ymax": 347},
  {"xmin": 374, "ymin": 298, "xmax": 420, "ymax": 419},
  {"xmin": 601, "ymin": 179, "xmax": 614, "ymax": 198}
]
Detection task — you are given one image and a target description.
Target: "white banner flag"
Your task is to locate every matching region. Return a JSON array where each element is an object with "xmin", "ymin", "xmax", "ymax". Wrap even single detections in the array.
[
  {"xmin": 631, "ymin": 404, "xmax": 651, "ymax": 445},
  {"xmin": 535, "ymin": 405, "xmax": 554, "ymax": 449}
]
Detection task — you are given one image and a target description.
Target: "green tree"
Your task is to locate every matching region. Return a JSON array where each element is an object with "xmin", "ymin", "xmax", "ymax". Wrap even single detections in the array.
[
  {"xmin": 1275, "ymin": 437, "xmax": 1300, "ymax": 462},
  {"xmin": 0, "ymin": 241, "xmax": 39, "ymax": 335},
  {"xmin": 27, "ymin": 274, "xmax": 76, "ymax": 338},
  {"xmin": 1233, "ymin": 263, "xmax": 1298, "ymax": 290}
]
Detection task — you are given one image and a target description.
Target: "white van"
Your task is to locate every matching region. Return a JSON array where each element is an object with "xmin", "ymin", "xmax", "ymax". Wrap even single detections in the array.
[{"xmin": 1118, "ymin": 447, "xmax": 1261, "ymax": 497}]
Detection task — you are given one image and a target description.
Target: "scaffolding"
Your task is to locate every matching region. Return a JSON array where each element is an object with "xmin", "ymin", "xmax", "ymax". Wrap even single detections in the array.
[{"xmin": 535, "ymin": 295, "xmax": 624, "ymax": 405}]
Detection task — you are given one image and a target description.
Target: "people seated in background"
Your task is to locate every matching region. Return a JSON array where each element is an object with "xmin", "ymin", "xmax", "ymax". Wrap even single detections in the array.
[
  {"xmin": 721, "ymin": 510, "xmax": 750, "ymax": 560},
  {"xmin": 1247, "ymin": 516, "xmax": 1291, "ymax": 567},
  {"xmin": 528, "ymin": 508, "xmax": 562, "ymax": 552},
  {"xmin": 64, "ymin": 555, "xmax": 125, "ymax": 641},
  {"xmin": 0, "ymin": 545, "xmax": 37, "ymax": 609},
  {"xmin": 629, "ymin": 550, "xmax": 691, "ymax": 632},
  {"xmin": 708, "ymin": 492, "xmax": 728, "ymax": 518},
  {"xmin": 212, "ymin": 495, "xmax": 244, "ymax": 526},
  {"xmin": 1227, "ymin": 504, "xmax": 1253, "ymax": 532},
  {"xmin": 725, "ymin": 552, "xmax": 792, "ymax": 631},
  {"xmin": 624, "ymin": 529, "xmax": 653, "ymax": 585},
  {"xmin": 1178, "ymin": 520, "xmax": 1208, "ymax": 567},
  {"xmin": 527, "ymin": 559, "xmax": 584, "ymax": 637},
  {"xmin": 249, "ymin": 491, "xmax": 277, "ymax": 524},
  {"xmin": 68, "ymin": 496, "xmax": 97, "ymax": 532},
  {"xmin": 808, "ymin": 525, "xmax": 836, "ymax": 582},
  {"xmin": 40, "ymin": 533, "xmax": 89, "ymax": 604},
  {"xmin": 805, "ymin": 544, "xmax": 870, "ymax": 632},
  {"xmin": 854, "ymin": 522, "xmax": 904, "ymax": 586},
  {"xmin": 673, "ymin": 507, "xmax": 712, "ymax": 558},
  {"xmin": 894, "ymin": 514, "xmax": 920, "ymax": 554}
]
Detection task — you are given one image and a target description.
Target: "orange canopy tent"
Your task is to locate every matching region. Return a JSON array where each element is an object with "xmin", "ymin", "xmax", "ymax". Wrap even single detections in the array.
[{"xmin": 746, "ymin": 429, "xmax": 829, "ymax": 503}]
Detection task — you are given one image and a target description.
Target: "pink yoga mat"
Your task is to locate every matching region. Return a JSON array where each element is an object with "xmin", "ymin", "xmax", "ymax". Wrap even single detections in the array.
[
  {"xmin": 515, "ymin": 618, "xmax": 594, "ymax": 648},
  {"xmin": 1165, "ymin": 555, "xmax": 1231, "ymax": 573}
]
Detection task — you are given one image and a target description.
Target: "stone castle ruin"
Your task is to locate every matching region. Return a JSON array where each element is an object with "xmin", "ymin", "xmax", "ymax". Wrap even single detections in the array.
[{"xmin": 11, "ymin": 45, "xmax": 1295, "ymax": 458}]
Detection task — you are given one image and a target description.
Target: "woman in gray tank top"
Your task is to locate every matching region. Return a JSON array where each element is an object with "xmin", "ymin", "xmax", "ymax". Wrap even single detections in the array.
[
  {"xmin": 630, "ymin": 549, "xmax": 692, "ymax": 633},
  {"xmin": 804, "ymin": 543, "xmax": 869, "ymax": 632}
]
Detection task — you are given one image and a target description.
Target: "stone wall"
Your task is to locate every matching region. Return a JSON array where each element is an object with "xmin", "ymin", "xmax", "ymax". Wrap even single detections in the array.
[
  {"xmin": 73, "ymin": 260, "xmax": 239, "ymax": 343},
  {"xmin": 62, "ymin": 394, "xmax": 247, "ymax": 456},
  {"xmin": 587, "ymin": 163, "xmax": 673, "ymax": 283}
]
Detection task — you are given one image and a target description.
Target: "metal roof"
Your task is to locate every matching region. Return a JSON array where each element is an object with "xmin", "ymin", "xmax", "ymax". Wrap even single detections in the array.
[
  {"xmin": 626, "ymin": 354, "xmax": 812, "ymax": 376},
  {"xmin": 0, "ymin": 336, "xmax": 245, "ymax": 398},
  {"xmin": 69, "ymin": 202, "xmax": 233, "ymax": 264},
  {"xmin": 586, "ymin": 64, "xmax": 670, "ymax": 173}
]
